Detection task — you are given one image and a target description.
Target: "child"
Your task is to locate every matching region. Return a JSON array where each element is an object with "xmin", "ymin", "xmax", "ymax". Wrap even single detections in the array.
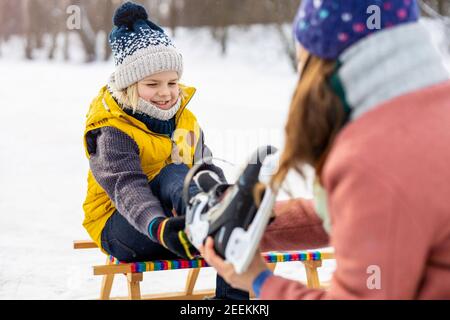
[{"xmin": 82, "ymin": 2, "xmax": 249, "ymax": 299}]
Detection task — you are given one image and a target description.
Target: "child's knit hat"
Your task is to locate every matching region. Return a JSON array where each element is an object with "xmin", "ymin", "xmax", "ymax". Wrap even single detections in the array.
[
  {"xmin": 294, "ymin": 0, "xmax": 420, "ymax": 60},
  {"xmin": 109, "ymin": 1, "xmax": 183, "ymax": 90}
]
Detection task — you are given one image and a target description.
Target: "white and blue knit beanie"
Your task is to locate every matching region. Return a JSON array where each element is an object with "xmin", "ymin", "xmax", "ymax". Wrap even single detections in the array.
[{"xmin": 109, "ymin": 1, "xmax": 183, "ymax": 90}]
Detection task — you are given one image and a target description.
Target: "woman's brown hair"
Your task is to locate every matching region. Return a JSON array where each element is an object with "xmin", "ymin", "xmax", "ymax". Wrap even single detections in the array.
[{"xmin": 270, "ymin": 53, "xmax": 348, "ymax": 192}]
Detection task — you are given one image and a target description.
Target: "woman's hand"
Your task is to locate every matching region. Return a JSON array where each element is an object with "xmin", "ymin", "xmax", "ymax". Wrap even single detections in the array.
[{"xmin": 199, "ymin": 237, "xmax": 269, "ymax": 293}]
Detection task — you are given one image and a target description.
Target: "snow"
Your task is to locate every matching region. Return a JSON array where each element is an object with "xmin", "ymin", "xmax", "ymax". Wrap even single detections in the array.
[{"xmin": 1, "ymin": 21, "xmax": 448, "ymax": 299}]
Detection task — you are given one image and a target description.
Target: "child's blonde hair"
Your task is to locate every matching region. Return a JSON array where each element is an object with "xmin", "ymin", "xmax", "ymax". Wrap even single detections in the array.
[{"xmin": 111, "ymin": 83, "xmax": 140, "ymax": 113}]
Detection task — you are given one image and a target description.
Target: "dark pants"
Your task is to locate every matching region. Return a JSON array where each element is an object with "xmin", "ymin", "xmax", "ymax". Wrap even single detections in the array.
[{"xmin": 101, "ymin": 163, "xmax": 249, "ymax": 300}]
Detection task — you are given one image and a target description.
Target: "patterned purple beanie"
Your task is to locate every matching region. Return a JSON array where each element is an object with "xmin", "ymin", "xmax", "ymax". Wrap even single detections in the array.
[{"xmin": 294, "ymin": 0, "xmax": 420, "ymax": 60}]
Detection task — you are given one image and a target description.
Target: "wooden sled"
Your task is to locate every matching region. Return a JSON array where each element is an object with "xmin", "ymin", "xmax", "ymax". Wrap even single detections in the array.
[{"xmin": 74, "ymin": 239, "xmax": 334, "ymax": 300}]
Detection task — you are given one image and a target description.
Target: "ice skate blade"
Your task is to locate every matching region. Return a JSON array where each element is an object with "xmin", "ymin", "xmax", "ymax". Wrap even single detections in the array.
[{"xmin": 224, "ymin": 187, "xmax": 276, "ymax": 274}]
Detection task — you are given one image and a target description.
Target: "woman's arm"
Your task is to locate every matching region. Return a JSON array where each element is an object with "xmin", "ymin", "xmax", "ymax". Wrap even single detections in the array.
[
  {"xmin": 86, "ymin": 126, "xmax": 166, "ymax": 236},
  {"xmin": 260, "ymin": 158, "xmax": 428, "ymax": 299},
  {"xmin": 260, "ymin": 198, "xmax": 330, "ymax": 252}
]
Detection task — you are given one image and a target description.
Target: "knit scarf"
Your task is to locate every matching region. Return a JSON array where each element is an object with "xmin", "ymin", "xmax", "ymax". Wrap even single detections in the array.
[
  {"xmin": 333, "ymin": 22, "xmax": 450, "ymax": 121},
  {"xmin": 122, "ymin": 107, "xmax": 176, "ymax": 136},
  {"xmin": 122, "ymin": 97, "xmax": 180, "ymax": 136},
  {"xmin": 135, "ymin": 96, "xmax": 182, "ymax": 121}
]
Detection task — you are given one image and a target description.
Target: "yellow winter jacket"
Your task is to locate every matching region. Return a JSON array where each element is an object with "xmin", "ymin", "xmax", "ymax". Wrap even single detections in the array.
[{"xmin": 82, "ymin": 84, "xmax": 200, "ymax": 250}]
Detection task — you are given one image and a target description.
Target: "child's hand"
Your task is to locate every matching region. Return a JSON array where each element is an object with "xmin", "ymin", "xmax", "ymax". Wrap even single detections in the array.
[{"xmin": 148, "ymin": 216, "xmax": 199, "ymax": 260}]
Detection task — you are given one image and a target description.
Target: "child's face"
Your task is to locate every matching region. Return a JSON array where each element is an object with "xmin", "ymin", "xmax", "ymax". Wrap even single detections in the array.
[{"xmin": 137, "ymin": 71, "xmax": 180, "ymax": 110}]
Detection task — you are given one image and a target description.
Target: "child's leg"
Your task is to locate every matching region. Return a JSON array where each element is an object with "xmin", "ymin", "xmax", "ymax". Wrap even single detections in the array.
[
  {"xmin": 215, "ymin": 275, "xmax": 249, "ymax": 300},
  {"xmin": 149, "ymin": 163, "xmax": 200, "ymax": 216},
  {"xmin": 101, "ymin": 210, "xmax": 179, "ymax": 262},
  {"xmin": 150, "ymin": 163, "xmax": 227, "ymax": 216}
]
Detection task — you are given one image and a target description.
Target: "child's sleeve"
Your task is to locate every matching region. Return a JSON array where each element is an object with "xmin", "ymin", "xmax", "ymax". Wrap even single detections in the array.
[
  {"xmin": 86, "ymin": 126, "xmax": 166, "ymax": 237},
  {"xmin": 193, "ymin": 128, "xmax": 213, "ymax": 164},
  {"xmin": 192, "ymin": 127, "xmax": 228, "ymax": 182}
]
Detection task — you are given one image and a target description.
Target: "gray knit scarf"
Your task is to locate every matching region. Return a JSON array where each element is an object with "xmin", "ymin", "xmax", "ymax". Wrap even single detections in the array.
[{"xmin": 336, "ymin": 22, "xmax": 450, "ymax": 121}]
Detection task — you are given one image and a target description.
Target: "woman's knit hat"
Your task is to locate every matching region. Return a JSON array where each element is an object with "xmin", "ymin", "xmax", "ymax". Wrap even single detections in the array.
[
  {"xmin": 109, "ymin": 1, "xmax": 183, "ymax": 90},
  {"xmin": 294, "ymin": 0, "xmax": 420, "ymax": 60}
]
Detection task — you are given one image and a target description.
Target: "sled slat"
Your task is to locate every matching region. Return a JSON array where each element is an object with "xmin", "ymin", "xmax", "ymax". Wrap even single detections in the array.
[
  {"xmin": 73, "ymin": 240, "xmax": 98, "ymax": 249},
  {"xmin": 94, "ymin": 264, "xmax": 133, "ymax": 275}
]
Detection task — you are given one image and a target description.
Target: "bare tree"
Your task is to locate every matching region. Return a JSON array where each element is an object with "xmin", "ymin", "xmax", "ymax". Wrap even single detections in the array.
[
  {"xmin": 210, "ymin": 0, "xmax": 232, "ymax": 56},
  {"xmin": 70, "ymin": 0, "xmax": 97, "ymax": 62},
  {"xmin": 437, "ymin": 0, "xmax": 449, "ymax": 16},
  {"xmin": 99, "ymin": 0, "xmax": 115, "ymax": 61},
  {"xmin": 269, "ymin": 0, "xmax": 299, "ymax": 71},
  {"xmin": 47, "ymin": 0, "xmax": 69, "ymax": 60},
  {"xmin": 168, "ymin": 0, "xmax": 180, "ymax": 37},
  {"xmin": 421, "ymin": 0, "xmax": 450, "ymax": 16},
  {"xmin": 0, "ymin": 0, "xmax": 24, "ymax": 56},
  {"xmin": 23, "ymin": 0, "xmax": 45, "ymax": 59},
  {"xmin": 3, "ymin": 0, "xmax": 306, "ymax": 63}
]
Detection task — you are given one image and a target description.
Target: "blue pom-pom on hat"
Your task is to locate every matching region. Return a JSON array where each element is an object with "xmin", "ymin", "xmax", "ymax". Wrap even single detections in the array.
[
  {"xmin": 113, "ymin": 1, "xmax": 148, "ymax": 28},
  {"xmin": 109, "ymin": 1, "xmax": 183, "ymax": 90},
  {"xmin": 112, "ymin": 1, "xmax": 164, "ymax": 33}
]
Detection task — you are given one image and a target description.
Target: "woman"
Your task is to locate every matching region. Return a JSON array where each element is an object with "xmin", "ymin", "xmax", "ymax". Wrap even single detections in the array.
[{"xmin": 200, "ymin": 0, "xmax": 450, "ymax": 299}]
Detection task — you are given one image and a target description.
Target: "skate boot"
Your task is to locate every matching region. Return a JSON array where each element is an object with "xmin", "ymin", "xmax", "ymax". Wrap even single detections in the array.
[
  {"xmin": 183, "ymin": 164, "xmax": 231, "ymax": 250},
  {"xmin": 185, "ymin": 145, "xmax": 278, "ymax": 274}
]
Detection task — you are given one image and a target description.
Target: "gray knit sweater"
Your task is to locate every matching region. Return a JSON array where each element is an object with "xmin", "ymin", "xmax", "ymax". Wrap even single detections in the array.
[{"xmin": 87, "ymin": 126, "xmax": 212, "ymax": 237}]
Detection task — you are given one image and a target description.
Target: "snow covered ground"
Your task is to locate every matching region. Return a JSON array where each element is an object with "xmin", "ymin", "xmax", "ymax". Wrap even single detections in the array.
[{"xmin": 0, "ymin": 20, "xmax": 448, "ymax": 299}]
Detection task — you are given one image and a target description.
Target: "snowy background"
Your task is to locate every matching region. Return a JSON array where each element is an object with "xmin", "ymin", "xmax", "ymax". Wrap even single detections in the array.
[{"xmin": 0, "ymin": 20, "xmax": 449, "ymax": 299}]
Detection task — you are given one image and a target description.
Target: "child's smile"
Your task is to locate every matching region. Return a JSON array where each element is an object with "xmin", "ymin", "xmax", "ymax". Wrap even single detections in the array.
[
  {"xmin": 151, "ymin": 99, "xmax": 173, "ymax": 109},
  {"xmin": 137, "ymin": 71, "xmax": 180, "ymax": 110}
]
